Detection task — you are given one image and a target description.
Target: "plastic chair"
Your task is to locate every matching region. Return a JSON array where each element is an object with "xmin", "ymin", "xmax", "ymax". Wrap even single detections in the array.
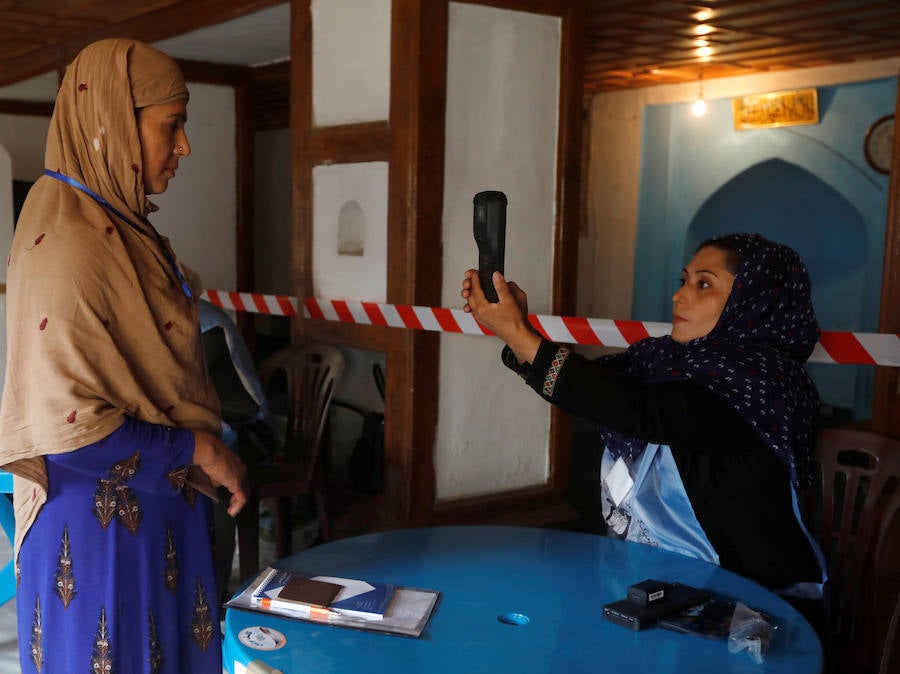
[
  {"xmin": 201, "ymin": 325, "xmax": 261, "ymax": 425},
  {"xmin": 201, "ymin": 317, "xmax": 274, "ymax": 602},
  {"xmin": 809, "ymin": 428, "xmax": 900, "ymax": 673},
  {"xmin": 0, "ymin": 470, "xmax": 15, "ymax": 606},
  {"xmin": 880, "ymin": 590, "xmax": 900, "ymax": 674},
  {"xmin": 235, "ymin": 342, "xmax": 345, "ymax": 581}
]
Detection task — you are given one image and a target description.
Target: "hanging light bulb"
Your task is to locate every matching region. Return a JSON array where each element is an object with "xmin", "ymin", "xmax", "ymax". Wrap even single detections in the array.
[
  {"xmin": 692, "ymin": 97, "xmax": 707, "ymax": 116},
  {"xmin": 692, "ymin": 72, "xmax": 706, "ymax": 117}
]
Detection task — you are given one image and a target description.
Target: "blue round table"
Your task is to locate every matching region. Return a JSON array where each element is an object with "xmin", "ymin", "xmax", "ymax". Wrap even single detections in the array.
[{"xmin": 223, "ymin": 525, "xmax": 822, "ymax": 673}]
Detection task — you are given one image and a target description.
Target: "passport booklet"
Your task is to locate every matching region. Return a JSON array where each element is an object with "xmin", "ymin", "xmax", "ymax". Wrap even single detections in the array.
[{"xmin": 225, "ymin": 566, "xmax": 440, "ymax": 638}]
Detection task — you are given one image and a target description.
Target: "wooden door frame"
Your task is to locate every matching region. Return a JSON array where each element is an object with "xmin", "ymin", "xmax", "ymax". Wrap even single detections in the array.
[
  {"xmin": 289, "ymin": 0, "xmax": 446, "ymax": 530},
  {"xmin": 290, "ymin": 0, "xmax": 585, "ymax": 529},
  {"xmin": 872, "ymin": 74, "xmax": 900, "ymax": 438},
  {"xmin": 428, "ymin": 0, "xmax": 586, "ymax": 526}
]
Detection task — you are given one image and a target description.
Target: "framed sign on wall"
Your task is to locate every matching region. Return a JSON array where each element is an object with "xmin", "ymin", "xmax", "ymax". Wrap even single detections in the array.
[{"xmin": 732, "ymin": 88, "xmax": 819, "ymax": 130}]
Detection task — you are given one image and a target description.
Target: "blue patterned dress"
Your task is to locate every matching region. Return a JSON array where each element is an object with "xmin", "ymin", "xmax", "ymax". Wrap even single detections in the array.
[{"xmin": 16, "ymin": 417, "xmax": 222, "ymax": 673}]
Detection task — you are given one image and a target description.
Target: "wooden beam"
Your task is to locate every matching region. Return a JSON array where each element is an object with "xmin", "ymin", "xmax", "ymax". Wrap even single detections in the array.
[
  {"xmin": 0, "ymin": 99, "xmax": 53, "ymax": 117},
  {"xmin": 234, "ymin": 65, "xmax": 256, "ymax": 350},
  {"xmin": 451, "ymin": 0, "xmax": 574, "ymax": 16},
  {"xmin": 290, "ymin": 0, "xmax": 313, "ymax": 340},
  {"xmin": 0, "ymin": 0, "xmax": 286, "ymax": 87},
  {"xmin": 306, "ymin": 122, "xmax": 392, "ymax": 164},
  {"xmin": 252, "ymin": 61, "xmax": 290, "ymax": 130},
  {"xmin": 546, "ymin": 0, "xmax": 587, "ymax": 497},
  {"xmin": 872, "ymin": 71, "xmax": 900, "ymax": 438},
  {"xmin": 177, "ymin": 59, "xmax": 252, "ymax": 87},
  {"xmin": 305, "ymin": 321, "xmax": 394, "ymax": 353},
  {"xmin": 383, "ymin": 0, "xmax": 449, "ymax": 528}
]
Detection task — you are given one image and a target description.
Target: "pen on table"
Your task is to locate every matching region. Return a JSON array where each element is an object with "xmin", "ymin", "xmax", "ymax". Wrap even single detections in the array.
[
  {"xmin": 256, "ymin": 597, "xmax": 340, "ymax": 621},
  {"xmin": 258, "ymin": 626, "xmax": 281, "ymax": 641}
]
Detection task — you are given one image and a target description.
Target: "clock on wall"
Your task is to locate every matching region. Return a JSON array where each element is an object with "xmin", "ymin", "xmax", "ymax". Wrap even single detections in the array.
[{"xmin": 864, "ymin": 114, "xmax": 894, "ymax": 175}]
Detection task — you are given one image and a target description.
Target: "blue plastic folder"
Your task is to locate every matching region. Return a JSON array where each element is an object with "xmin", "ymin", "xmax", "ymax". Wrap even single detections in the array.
[
  {"xmin": 253, "ymin": 567, "xmax": 396, "ymax": 620},
  {"xmin": 229, "ymin": 566, "xmax": 439, "ymax": 637}
]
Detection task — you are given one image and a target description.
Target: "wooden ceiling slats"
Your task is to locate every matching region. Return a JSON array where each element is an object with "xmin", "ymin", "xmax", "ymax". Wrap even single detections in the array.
[
  {"xmin": 1, "ymin": 0, "xmax": 900, "ymax": 95},
  {"xmin": 76, "ymin": 1, "xmax": 184, "ymax": 23},
  {"xmin": 748, "ymin": 13, "xmax": 893, "ymax": 35},
  {"xmin": 1, "ymin": 19, "xmax": 107, "ymax": 41},
  {"xmin": 584, "ymin": 0, "xmax": 900, "ymax": 92},
  {"xmin": 0, "ymin": 0, "xmax": 286, "ymax": 87},
  {"xmin": 710, "ymin": 1, "xmax": 875, "ymax": 25},
  {"xmin": 6, "ymin": 0, "xmax": 181, "ymax": 22},
  {"xmin": 0, "ymin": 46, "xmax": 38, "ymax": 62},
  {"xmin": 725, "ymin": 40, "xmax": 893, "ymax": 65}
]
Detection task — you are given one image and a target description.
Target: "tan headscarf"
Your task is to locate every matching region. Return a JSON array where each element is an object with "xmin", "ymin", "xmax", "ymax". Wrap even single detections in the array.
[{"xmin": 0, "ymin": 39, "xmax": 220, "ymax": 561}]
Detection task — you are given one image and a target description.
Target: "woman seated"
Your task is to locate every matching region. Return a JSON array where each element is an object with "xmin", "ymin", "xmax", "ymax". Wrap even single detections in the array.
[{"xmin": 461, "ymin": 233, "xmax": 826, "ymax": 624}]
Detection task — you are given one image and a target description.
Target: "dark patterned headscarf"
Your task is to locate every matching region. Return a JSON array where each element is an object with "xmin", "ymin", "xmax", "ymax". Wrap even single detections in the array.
[{"xmin": 600, "ymin": 233, "xmax": 821, "ymax": 489}]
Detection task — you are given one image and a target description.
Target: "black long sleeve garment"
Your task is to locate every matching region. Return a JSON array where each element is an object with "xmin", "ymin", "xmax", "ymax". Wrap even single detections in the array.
[{"xmin": 505, "ymin": 341, "xmax": 822, "ymax": 590}]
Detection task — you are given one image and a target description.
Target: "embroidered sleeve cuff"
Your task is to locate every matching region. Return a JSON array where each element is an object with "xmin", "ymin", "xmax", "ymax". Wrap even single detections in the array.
[
  {"xmin": 541, "ymin": 346, "xmax": 571, "ymax": 397},
  {"xmin": 524, "ymin": 340, "xmax": 571, "ymax": 398}
]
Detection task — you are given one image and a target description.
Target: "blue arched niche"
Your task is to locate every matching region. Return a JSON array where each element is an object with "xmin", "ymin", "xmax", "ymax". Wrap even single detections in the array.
[
  {"xmin": 685, "ymin": 158, "xmax": 871, "ymax": 417},
  {"xmin": 633, "ymin": 80, "xmax": 896, "ymax": 422}
]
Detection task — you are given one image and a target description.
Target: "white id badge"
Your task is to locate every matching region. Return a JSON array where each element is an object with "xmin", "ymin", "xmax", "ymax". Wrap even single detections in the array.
[{"xmin": 604, "ymin": 457, "xmax": 634, "ymax": 508}]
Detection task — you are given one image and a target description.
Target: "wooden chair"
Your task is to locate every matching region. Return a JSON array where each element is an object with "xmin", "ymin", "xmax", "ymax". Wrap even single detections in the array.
[
  {"xmin": 809, "ymin": 428, "xmax": 900, "ymax": 673},
  {"xmin": 235, "ymin": 342, "xmax": 345, "ymax": 581},
  {"xmin": 879, "ymin": 590, "xmax": 900, "ymax": 674}
]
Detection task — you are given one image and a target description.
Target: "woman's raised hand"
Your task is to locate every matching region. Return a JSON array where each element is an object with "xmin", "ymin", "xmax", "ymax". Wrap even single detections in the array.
[
  {"xmin": 461, "ymin": 269, "xmax": 541, "ymax": 364},
  {"xmin": 191, "ymin": 430, "xmax": 249, "ymax": 516}
]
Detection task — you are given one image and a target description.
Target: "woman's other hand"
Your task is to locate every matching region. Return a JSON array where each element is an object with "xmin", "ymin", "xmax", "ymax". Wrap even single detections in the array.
[
  {"xmin": 191, "ymin": 430, "xmax": 249, "ymax": 516},
  {"xmin": 461, "ymin": 269, "xmax": 541, "ymax": 364}
]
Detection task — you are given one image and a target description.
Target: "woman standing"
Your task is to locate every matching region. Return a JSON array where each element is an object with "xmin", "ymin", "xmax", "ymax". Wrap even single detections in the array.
[{"xmin": 0, "ymin": 39, "xmax": 247, "ymax": 672}]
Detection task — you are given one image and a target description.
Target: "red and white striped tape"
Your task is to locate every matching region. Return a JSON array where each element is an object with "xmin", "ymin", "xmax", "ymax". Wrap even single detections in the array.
[{"xmin": 201, "ymin": 290, "xmax": 900, "ymax": 367}]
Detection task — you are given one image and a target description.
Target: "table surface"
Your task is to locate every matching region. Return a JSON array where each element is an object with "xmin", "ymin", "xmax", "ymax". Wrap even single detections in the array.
[{"xmin": 223, "ymin": 525, "xmax": 823, "ymax": 674}]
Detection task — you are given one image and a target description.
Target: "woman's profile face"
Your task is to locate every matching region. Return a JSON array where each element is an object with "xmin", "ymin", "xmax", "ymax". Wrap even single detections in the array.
[
  {"xmin": 671, "ymin": 245, "xmax": 736, "ymax": 343},
  {"xmin": 137, "ymin": 100, "xmax": 190, "ymax": 195}
]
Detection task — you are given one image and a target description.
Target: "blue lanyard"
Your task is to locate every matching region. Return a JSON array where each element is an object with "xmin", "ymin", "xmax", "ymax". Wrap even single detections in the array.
[{"xmin": 43, "ymin": 169, "xmax": 194, "ymax": 300}]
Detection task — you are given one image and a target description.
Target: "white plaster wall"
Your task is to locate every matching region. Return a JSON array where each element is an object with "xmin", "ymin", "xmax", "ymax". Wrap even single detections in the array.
[
  {"xmin": 0, "ymin": 147, "xmax": 11, "ymax": 391},
  {"xmin": 312, "ymin": 162, "xmax": 388, "ymax": 302},
  {"xmin": 0, "ymin": 114, "xmax": 50, "ymax": 181},
  {"xmin": 0, "ymin": 84, "xmax": 235, "ymax": 401},
  {"xmin": 0, "ymin": 86, "xmax": 236, "ymax": 292},
  {"xmin": 153, "ymin": 3, "xmax": 290, "ymax": 67},
  {"xmin": 152, "ymin": 83, "xmax": 237, "ymax": 293},
  {"xmin": 311, "ymin": 0, "xmax": 391, "ymax": 126},
  {"xmin": 0, "ymin": 119, "xmax": 46, "ymax": 402},
  {"xmin": 0, "ymin": 146, "xmax": 13, "ymax": 284},
  {"xmin": 437, "ymin": 4, "xmax": 560, "ymax": 500},
  {"xmin": 0, "ymin": 72, "xmax": 58, "ymax": 102},
  {"xmin": 254, "ymin": 128, "xmax": 292, "ymax": 295},
  {"xmin": 582, "ymin": 57, "xmax": 900, "ymax": 323}
]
